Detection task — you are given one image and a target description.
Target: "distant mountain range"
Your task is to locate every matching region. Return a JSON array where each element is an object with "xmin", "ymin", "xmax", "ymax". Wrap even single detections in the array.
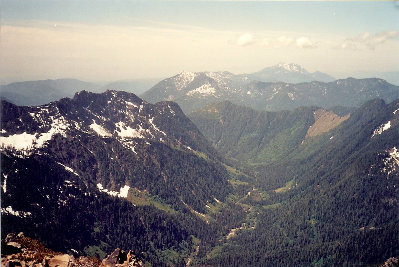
[
  {"xmin": 0, "ymin": 78, "xmax": 160, "ymax": 106},
  {"xmin": 0, "ymin": 79, "xmax": 99, "ymax": 106},
  {"xmin": 100, "ymin": 78, "xmax": 161, "ymax": 95},
  {"xmin": 247, "ymin": 63, "xmax": 335, "ymax": 83},
  {"xmin": 142, "ymin": 69, "xmax": 399, "ymax": 113},
  {"xmin": 354, "ymin": 71, "xmax": 399, "ymax": 86},
  {"xmin": 3, "ymin": 64, "xmax": 398, "ymax": 112}
]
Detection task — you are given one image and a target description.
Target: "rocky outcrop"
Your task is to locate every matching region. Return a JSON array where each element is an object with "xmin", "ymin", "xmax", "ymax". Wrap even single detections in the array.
[
  {"xmin": 0, "ymin": 233, "xmax": 152, "ymax": 267},
  {"xmin": 380, "ymin": 257, "xmax": 399, "ymax": 267},
  {"xmin": 101, "ymin": 248, "xmax": 143, "ymax": 267},
  {"xmin": 2, "ymin": 232, "xmax": 56, "ymax": 266}
]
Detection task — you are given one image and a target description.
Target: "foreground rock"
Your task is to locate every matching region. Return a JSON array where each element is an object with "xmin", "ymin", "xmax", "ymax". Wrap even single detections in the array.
[
  {"xmin": 101, "ymin": 248, "xmax": 143, "ymax": 267},
  {"xmin": 380, "ymin": 257, "xmax": 399, "ymax": 267},
  {"xmin": 1, "ymin": 233, "xmax": 143, "ymax": 267}
]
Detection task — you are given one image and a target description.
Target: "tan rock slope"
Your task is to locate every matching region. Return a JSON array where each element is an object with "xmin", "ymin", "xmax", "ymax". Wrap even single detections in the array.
[{"xmin": 306, "ymin": 109, "xmax": 350, "ymax": 138}]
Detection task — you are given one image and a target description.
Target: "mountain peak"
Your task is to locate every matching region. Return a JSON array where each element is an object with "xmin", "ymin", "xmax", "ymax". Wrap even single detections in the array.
[
  {"xmin": 177, "ymin": 70, "xmax": 196, "ymax": 77},
  {"xmin": 175, "ymin": 71, "xmax": 234, "ymax": 82},
  {"xmin": 174, "ymin": 71, "xmax": 197, "ymax": 91},
  {"xmin": 249, "ymin": 63, "xmax": 334, "ymax": 83},
  {"xmin": 204, "ymin": 71, "xmax": 234, "ymax": 80},
  {"xmin": 274, "ymin": 63, "xmax": 308, "ymax": 74}
]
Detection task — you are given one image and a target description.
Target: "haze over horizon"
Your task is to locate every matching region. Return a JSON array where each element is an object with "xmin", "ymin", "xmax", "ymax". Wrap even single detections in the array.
[{"xmin": 1, "ymin": 0, "xmax": 399, "ymax": 84}]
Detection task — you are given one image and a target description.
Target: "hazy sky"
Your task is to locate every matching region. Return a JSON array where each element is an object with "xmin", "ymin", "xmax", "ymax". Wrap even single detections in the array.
[{"xmin": 1, "ymin": 0, "xmax": 399, "ymax": 83}]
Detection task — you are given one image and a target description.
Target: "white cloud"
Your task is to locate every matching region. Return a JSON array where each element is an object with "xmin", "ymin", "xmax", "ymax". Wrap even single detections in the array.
[
  {"xmin": 365, "ymin": 31, "xmax": 398, "ymax": 49},
  {"xmin": 2, "ymin": 20, "xmax": 398, "ymax": 83},
  {"xmin": 260, "ymin": 38, "xmax": 270, "ymax": 46},
  {"xmin": 236, "ymin": 33, "xmax": 256, "ymax": 46},
  {"xmin": 339, "ymin": 42, "xmax": 358, "ymax": 50},
  {"xmin": 340, "ymin": 31, "xmax": 399, "ymax": 50},
  {"xmin": 0, "ymin": 21, "xmax": 237, "ymax": 82},
  {"xmin": 295, "ymin": 36, "xmax": 316, "ymax": 48},
  {"xmin": 277, "ymin": 36, "xmax": 294, "ymax": 46},
  {"xmin": 274, "ymin": 35, "xmax": 316, "ymax": 49}
]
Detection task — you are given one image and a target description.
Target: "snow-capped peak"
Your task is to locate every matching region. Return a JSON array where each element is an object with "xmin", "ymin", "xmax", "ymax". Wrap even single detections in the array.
[
  {"xmin": 175, "ymin": 71, "xmax": 197, "ymax": 91},
  {"xmin": 178, "ymin": 70, "xmax": 196, "ymax": 77},
  {"xmin": 276, "ymin": 63, "xmax": 307, "ymax": 73},
  {"xmin": 205, "ymin": 71, "xmax": 233, "ymax": 80}
]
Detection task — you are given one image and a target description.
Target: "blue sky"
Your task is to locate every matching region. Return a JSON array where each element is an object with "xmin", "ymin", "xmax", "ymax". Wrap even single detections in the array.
[
  {"xmin": 3, "ymin": 1, "xmax": 398, "ymax": 34},
  {"xmin": 1, "ymin": 0, "xmax": 399, "ymax": 82}
]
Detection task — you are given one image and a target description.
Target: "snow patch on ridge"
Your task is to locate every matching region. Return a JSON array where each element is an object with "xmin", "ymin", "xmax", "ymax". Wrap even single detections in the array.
[
  {"xmin": 97, "ymin": 183, "xmax": 130, "ymax": 198},
  {"xmin": 2, "ymin": 174, "xmax": 7, "ymax": 193},
  {"xmin": 168, "ymin": 104, "xmax": 176, "ymax": 116},
  {"xmin": 226, "ymin": 224, "xmax": 245, "ymax": 240},
  {"xmin": 1, "ymin": 206, "xmax": 32, "ymax": 218},
  {"xmin": 90, "ymin": 121, "xmax": 112, "ymax": 137},
  {"xmin": 120, "ymin": 140, "xmax": 138, "ymax": 154},
  {"xmin": 186, "ymin": 83, "xmax": 216, "ymax": 97},
  {"xmin": 382, "ymin": 147, "xmax": 399, "ymax": 175},
  {"xmin": 175, "ymin": 71, "xmax": 196, "ymax": 90},
  {"xmin": 125, "ymin": 101, "xmax": 138, "ymax": 108},
  {"xmin": 115, "ymin": 122, "xmax": 145, "ymax": 138},
  {"xmin": 0, "ymin": 132, "xmax": 38, "ymax": 151},
  {"xmin": 0, "ymin": 114, "xmax": 70, "ymax": 155},
  {"xmin": 372, "ymin": 121, "xmax": 391, "ymax": 138},
  {"xmin": 119, "ymin": 185, "xmax": 130, "ymax": 198},
  {"xmin": 149, "ymin": 117, "xmax": 166, "ymax": 136},
  {"xmin": 206, "ymin": 72, "xmax": 232, "ymax": 88},
  {"xmin": 267, "ymin": 86, "xmax": 281, "ymax": 100},
  {"xmin": 57, "ymin": 162, "xmax": 79, "ymax": 176}
]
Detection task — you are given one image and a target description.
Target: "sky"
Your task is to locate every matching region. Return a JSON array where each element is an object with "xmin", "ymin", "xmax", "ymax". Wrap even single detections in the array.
[{"xmin": 1, "ymin": 0, "xmax": 399, "ymax": 83}]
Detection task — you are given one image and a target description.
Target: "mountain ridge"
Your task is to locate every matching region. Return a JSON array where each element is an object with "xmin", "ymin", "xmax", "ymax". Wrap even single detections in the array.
[
  {"xmin": 188, "ymin": 100, "xmax": 351, "ymax": 167},
  {"xmin": 248, "ymin": 63, "xmax": 335, "ymax": 83},
  {"xmin": 0, "ymin": 78, "xmax": 160, "ymax": 106},
  {"xmin": 142, "ymin": 71, "xmax": 399, "ymax": 113},
  {"xmin": 1, "ymin": 90, "xmax": 230, "ymax": 210}
]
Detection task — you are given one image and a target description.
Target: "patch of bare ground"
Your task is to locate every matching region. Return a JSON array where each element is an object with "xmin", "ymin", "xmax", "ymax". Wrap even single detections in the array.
[{"xmin": 306, "ymin": 109, "xmax": 350, "ymax": 137}]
